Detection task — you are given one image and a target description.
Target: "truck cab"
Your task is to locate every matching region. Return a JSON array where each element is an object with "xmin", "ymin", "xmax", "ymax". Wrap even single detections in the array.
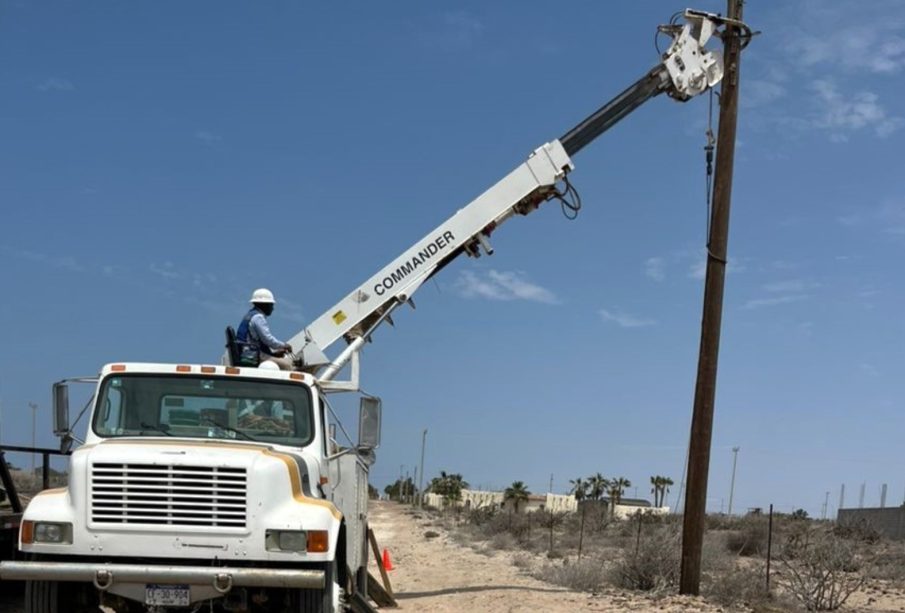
[{"xmin": 3, "ymin": 362, "xmax": 379, "ymax": 613}]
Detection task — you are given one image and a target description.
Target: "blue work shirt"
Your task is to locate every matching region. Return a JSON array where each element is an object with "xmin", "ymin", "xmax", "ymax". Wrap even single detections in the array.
[{"xmin": 240, "ymin": 308, "xmax": 286, "ymax": 356}]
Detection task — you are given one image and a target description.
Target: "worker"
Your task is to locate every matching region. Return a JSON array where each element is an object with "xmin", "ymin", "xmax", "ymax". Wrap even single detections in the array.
[{"xmin": 236, "ymin": 288, "xmax": 295, "ymax": 370}]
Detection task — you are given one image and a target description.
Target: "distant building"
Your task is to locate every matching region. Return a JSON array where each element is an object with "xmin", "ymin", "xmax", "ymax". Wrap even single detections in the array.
[
  {"xmin": 423, "ymin": 490, "xmax": 577, "ymax": 514},
  {"xmin": 838, "ymin": 506, "xmax": 905, "ymax": 540},
  {"xmin": 580, "ymin": 498, "xmax": 669, "ymax": 519}
]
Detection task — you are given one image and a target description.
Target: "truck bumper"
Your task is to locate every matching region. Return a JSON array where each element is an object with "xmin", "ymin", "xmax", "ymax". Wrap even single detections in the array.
[{"xmin": 0, "ymin": 560, "xmax": 324, "ymax": 590}]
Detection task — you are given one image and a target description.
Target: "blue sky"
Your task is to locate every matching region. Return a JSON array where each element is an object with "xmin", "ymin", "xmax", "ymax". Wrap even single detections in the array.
[{"xmin": 2, "ymin": 0, "xmax": 904, "ymax": 518}]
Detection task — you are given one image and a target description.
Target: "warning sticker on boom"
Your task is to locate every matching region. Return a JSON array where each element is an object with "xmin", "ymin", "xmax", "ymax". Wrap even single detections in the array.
[{"xmin": 332, "ymin": 310, "xmax": 347, "ymax": 325}]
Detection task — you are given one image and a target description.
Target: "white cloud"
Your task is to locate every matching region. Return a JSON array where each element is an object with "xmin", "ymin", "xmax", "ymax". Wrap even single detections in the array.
[
  {"xmin": 743, "ymin": 2, "xmax": 905, "ymax": 141},
  {"xmin": 879, "ymin": 201, "xmax": 905, "ymax": 235},
  {"xmin": 598, "ymin": 308, "xmax": 656, "ymax": 328},
  {"xmin": 836, "ymin": 200, "xmax": 905, "ymax": 235},
  {"xmin": 762, "ymin": 280, "xmax": 820, "ymax": 293},
  {"xmin": 644, "ymin": 257, "xmax": 665, "ymax": 282},
  {"xmin": 149, "ymin": 262, "xmax": 182, "ymax": 280},
  {"xmin": 455, "ymin": 270, "xmax": 558, "ymax": 304},
  {"xmin": 742, "ymin": 79, "xmax": 786, "ymax": 108},
  {"xmin": 36, "ymin": 77, "xmax": 74, "ymax": 92},
  {"xmin": 810, "ymin": 80, "xmax": 904, "ymax": 140},
  {"xmin": 442, "ymin": 10, "xmax": 484, "ymax": 44},
  {"xmin": 836, "ymin": 213, "xmax": 862, "ymax": 227},
  {"xmin": 743, "ymin": 295, "xmax": 808, "ymax": 310},
  {"xmin": 771, "ymin": 260, "xmax": 799, "ymax": 270},
  {"xmin": 419, "ymin": 10, "xmax": 485, "ymax": 50},
  {"xmin": 790, "ymin": 22, "xmax": 905, "ymax": 75},
  {"xmin": 2, "ymin": 247, "xmax": 84, "ymax": 272},
  {"xmin": 859, "ymin": 363, "xmax": 880, "ymax": 377},
  {"xmin": 195, "ymin": 130, "xmax": 222, "ymax": 144}
]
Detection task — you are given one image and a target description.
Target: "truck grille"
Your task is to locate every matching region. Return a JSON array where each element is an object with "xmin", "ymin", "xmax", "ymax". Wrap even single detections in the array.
[{"xmin": 91, "ymin": 463, "xmax": 247, "ymax": 528}]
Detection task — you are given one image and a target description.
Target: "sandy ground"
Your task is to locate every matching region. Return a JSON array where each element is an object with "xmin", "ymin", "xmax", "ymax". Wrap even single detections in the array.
[{"xmin": 366, "ymin": 501, "xmax": 726, "ymax": 612}]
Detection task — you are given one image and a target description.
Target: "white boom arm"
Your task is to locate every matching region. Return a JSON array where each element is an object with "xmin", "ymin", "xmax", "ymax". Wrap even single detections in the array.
[{"xmin": 284, "ymin": 10, "xmax": 733, "ymax": 381}]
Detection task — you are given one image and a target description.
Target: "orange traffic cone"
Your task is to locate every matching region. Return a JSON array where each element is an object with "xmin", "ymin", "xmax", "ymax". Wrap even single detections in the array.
[{"xmin": 382, "ymin": 548, "xmax": 394, "ymax": 571}]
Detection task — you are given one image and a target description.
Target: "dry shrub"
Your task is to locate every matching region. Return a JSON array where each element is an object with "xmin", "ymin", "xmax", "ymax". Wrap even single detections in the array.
[
  {"xmin": 608, "ymin": 525, "xmax": 681, "ymax": 593},
  {"xmin": 423, "ymin": 530, "xmax": 440, "ymax": 539},
  {"xmin": 873, "ymin": 545, "xmax": 905, "ymax": 583},
  {"xmin": 703, "ymin": 565, "xmax": 771, "ymax": 609},
  {"xmin": 511, "ymin": 552, "xmax": 534, "ymax": 570},
  {"xmin": 833, "ymin": 517, "xmax": 881, "ymax": 544},
  {"xmin": 726, "ymin": 516, "xmax": 770, "ymax": 557},
  {"xmin": 779, "ymin": 528, "xmax": 868, "ymax": 611},
  {"xmin": 487, "ymin": 531, "xmax": 517, "ymax": 551},
  {"xmin": 578, "ymin": 503, "xmax": 613, "ymax": 534},
  {"xmin": 535, "ymin": 558, "xmax": 608, "ymax": 592}
]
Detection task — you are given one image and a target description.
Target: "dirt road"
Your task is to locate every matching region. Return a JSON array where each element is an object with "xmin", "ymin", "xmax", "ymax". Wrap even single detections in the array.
[{"xmin": 366, "ymin": 501, "xmax": 723, "ymax": 612}]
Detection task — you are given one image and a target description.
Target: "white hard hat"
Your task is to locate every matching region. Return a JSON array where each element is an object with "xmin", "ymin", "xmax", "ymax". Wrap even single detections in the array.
[
  {"xmin": 250, "ymin": 288, "xmax": 275, "ymax": 304},
  {"xmin": 258, "ymin": 360, "xmax": 280, "ymax": 371}
]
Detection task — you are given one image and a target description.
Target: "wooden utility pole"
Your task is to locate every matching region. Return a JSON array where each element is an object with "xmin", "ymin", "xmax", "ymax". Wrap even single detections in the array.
[{"xmin": 680, "ymin": 0, "xmax": 746, "ymax": 595}]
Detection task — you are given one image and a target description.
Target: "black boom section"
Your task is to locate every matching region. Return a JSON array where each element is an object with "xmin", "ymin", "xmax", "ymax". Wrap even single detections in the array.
[{"xmin": 559, "ymin": 65, "xmax": 670, "ymax": 157}]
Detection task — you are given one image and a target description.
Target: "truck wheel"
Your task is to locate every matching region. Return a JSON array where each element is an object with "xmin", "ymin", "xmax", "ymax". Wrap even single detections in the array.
[
  {"xmin": 25, "ymin": 580, "xmax": 60, "ymax": 613},
  {"xmin": 297, "ymin": 560, "xmax": 339, "ymax": 612}
]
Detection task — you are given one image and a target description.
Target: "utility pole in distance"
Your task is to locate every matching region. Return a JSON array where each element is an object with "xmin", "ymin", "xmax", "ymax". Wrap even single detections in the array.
[
  {"xmin": 727, "ymin": 446, "xmax": 740, "ymax": 515},
  {"xmin": 418, "ymin": 429, "xmax": 427, "ymax": 508},
  {"xmin": 680, "ymin": 0, "xmax": 747, "ymax": 596}
]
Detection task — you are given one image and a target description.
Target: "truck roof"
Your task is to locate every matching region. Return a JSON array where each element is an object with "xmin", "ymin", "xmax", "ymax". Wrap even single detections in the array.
[{"xmin": 99, "ymin": 363, "xmax": 315, "ymax": 385}]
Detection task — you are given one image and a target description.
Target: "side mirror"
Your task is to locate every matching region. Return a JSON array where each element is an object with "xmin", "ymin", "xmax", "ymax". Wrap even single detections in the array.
[
  {"xmin": 53, "ymin": 382, "xmax": 70, "ymax": 436},
  {"xmin": 60, "ymin": 433, "xmax": 74, "ymax": 454},
  {"xmin": 358, "ymin": 396, "xmax": 382, "ymax": 450}
]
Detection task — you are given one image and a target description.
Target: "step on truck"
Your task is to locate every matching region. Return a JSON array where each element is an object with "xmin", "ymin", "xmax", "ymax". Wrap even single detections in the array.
[{"xmin": 0, "ymin": 9, "xmax": 748, "ymax": 612}]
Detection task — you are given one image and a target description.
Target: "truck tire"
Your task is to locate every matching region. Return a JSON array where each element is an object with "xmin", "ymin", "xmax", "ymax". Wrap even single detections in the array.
[
  {"xmin": 24, "ymin": 580, "xmax": 59, "ymax": 613},
  {"xmin": 297, "ymin": 560, "xmax": 339, "ymax": 612}
]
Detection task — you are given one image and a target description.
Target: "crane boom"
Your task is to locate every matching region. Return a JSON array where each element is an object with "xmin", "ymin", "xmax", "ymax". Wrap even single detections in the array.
[{"xmin": 282, "ymin": 10, "xmax": 731, "ymax": 380}]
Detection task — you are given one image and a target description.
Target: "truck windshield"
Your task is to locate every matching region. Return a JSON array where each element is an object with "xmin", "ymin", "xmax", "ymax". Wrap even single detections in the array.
[{"xmin": 92, "ymin": 374, "xmax": 314, "ymax": 447}]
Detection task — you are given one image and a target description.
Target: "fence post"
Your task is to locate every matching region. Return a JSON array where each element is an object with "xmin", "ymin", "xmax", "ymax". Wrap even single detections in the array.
[
  {"xmin": 765, "ymin": 503, "xmax": 773, "ymax": 592},
  {"xmin": 577, "ymin": 505, "xmax": 586, "ymax": 561},
  {"xmin": 635, "ymin": 511, "xmax": 643, "ymax": 556},
  {"xmin": 549, "ymin": 510, "xmax": 554, "ymax": 552}
]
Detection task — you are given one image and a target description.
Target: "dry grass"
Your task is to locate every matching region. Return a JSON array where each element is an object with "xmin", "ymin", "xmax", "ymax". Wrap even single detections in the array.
[
  {"xmin": 608, "ymin": 524, "xmax": 681, "ymax": 593},
  {"xmin": 426, "ymin": 504, "xmax": 891, "ymax": 611},
  {"xmin": 534, "ymin": 558, "xmax": 609, "ymax": 592}
]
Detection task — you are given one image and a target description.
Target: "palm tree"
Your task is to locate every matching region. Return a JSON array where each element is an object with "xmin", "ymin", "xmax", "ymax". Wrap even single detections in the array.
[
  {"xmin": 608, "ymin": 477, "xmax": 631, "ymax": 515},
  {"xmin": 650, "ymin": 475, "xmax": 660, "ymax": 507},
  {"xmin": 588, "ymin": 473, "xmax": 609, "ymax": 501},
  {"xmin": 650, "ymin": 475, "xmax": 671, "ymax": 507},
  {"xmin": 504, "ymin": 481, "xmax": 531, "ymax": 514},
  {"xmin": 569, "ymin": 477, "xmax": 589, "ymax": 502},
  {"xmin": 659, "ymin": 476, "xmax": 673, "ymax": 508}
]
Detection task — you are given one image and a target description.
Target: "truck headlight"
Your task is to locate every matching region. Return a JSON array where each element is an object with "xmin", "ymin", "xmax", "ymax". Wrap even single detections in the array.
[
  {"xmin": 265, "ymin": 529, "xmax": 329, "ymax": 553},
  {"xmin": 266, "ymin": 529, "xmax": 306, "ymax": 552},
  {"xmin": 28, "ymin": 522, "xmax": 73, "ymax": 544}
]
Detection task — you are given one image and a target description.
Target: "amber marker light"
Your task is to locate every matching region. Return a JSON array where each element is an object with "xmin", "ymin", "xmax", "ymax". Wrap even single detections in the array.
[
  {"xmin": 201, "ymin": 366, "xmax": 216, "ymax": 374},
  {"xmin": 289, "ymin": 373, "xmax": 304, "ymax": 381},
  {"xmin": 307, "ymin": 530, "xmax": 329, "ymax": 553},
  {"xmin": 20, "ymin": 520, "xmax": 34, "ymax": 545},
  {"xmin": 110, "ymin": 364, "xmax": 127, "ymax": 372},
  {"xmin": 176, "ymin": 365, "xmax": 192, "ymax": 372},
  {"xmin": 225, "ymin": 367, "xmax": 240, "ymax": 375}
]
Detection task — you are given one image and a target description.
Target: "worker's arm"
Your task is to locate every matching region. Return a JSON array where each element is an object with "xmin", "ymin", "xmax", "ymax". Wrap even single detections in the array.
[{"xmin": 250, "ymin": 314, "xmax": 292, "ymax": 354}]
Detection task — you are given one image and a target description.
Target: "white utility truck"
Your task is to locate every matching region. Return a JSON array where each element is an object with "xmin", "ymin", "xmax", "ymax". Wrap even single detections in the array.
[{"xmin": 0, "ymin": 9, "xmax": 747, "ymax": 612}]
